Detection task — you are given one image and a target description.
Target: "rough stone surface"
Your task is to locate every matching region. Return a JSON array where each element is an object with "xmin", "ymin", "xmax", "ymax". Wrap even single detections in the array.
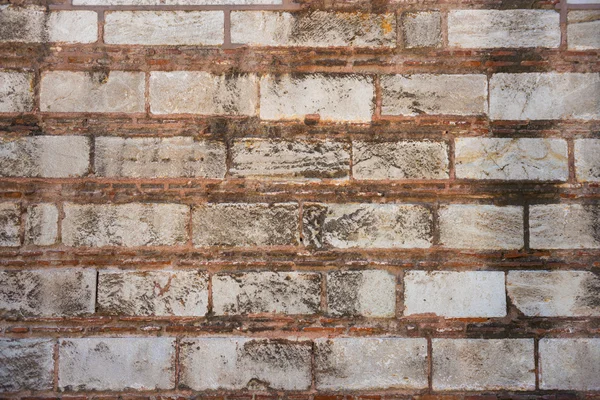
[
  {"xmin": 230, "ymin": 139, "xmax": 350, "ymax": 180},
  {"xmin": 213, "ymin": 271, "xmax": 321, "ymax": 316},
  {"xmin": 352, "ymin": 140, "xmax": 449, "ymax": 180},
  {"xmin": 47, "ymin": 11, "xmax": 98, "ymax": 43},
  {"xmin": 489, "ymin": 73, "xmax": 600, "ymax": 120},
  {"xmin": 0, "ymin": 269, "xmax": 96, "ymax": 318},
  {"xmin": 193, "ymin": 203, "xmax": 299, "ymax": 247},
  {"xmin": 41, "ymin": 71, "xmax": 145, "ymax": 113},
  {"xmin": 438, "ymin": 204, "xmax": 524, "ymax": 250},
  {"xmin": 98, "ymin": 270, "xmax": 209, "ymax": 316},
  {"xmin": 62, "ymin": 203, "xmax": 189, "ymax": 247},
  {"xmin": 432, "ymin": 339, "xmax": 535, "ymax": 390},
  {"xmin": 0, "ymin": 136, "xmax": 90, "ymax": 178},
  {"xmin": 231, "ymin": 11, "xmax": 395, "ymax": 48},
  {"xmin": 58, "ymin": 338, "xmax": 176, "ymax": 391},
  {"xmin": 303, "ymin": 203, "xmax": 433, "ymax": 249},
  {"xmin": 95, "ymin": 137, "xmax": 226, "ymax": 178},
  {"xmin": 260, "ymin": 74, "xmax": 373, "ymax": 122},
  {"xmin": 104, "ymin": 11, "xmax": 223, "ymax": 45},
  {"xmin": 529, "ymin": 204, "xmax": 600, "ymax": 249},
  {"xmin": 150, "ymin": 72, "xmax": 257, "ymax": 116},
  {"xmin": 326, "ymin": 270, "xmax": 396, "ymax": 317},
  {"xmin": 314, "ymin": 338, "xmax": 428, "ymax": 390},
  {"xmin": 179, "ymin": 338, "xmax": 312, "ymax": 390},
  {"xmin": 0, "ymin": 71, "xmax": 34, "ymax": 113},
  {"xmin": 0, "ymin": 203, "xmax": 20, "ymax": 247},
  {"xmin": 381, "ymin": 74, "xmax": 487, "ymax": 116},
  {"xmin": 25, "ymin": 204, "xmax": 58, "ymax": 246},
  {"xmin": 75, "ymin": 0, "xmax": 280, "ymax": 4},
  {"xmin": 402, "ymin": 11, "xmax": 441, "ymax": 48},
  {"xmin": 539, "ymin": 338, "xmax": 600, "ymax": 390},
  {"xmin": 455, "ymin": 138, "xmax": 568, "ymax": 181},
  {"xmin": 0, "ymin": 339, "xmax": 54, "ymax": 392},
  {"xmin": 508, "ymin": 271, "xmax": 600, "ymax": 317},
  {"xmin": 404, "ymin": 271, "xmax": 506, "ymax": 318},
  {"xmin": 448, "ymin": 10, "xmax": 560, "ymax": 48},
  {"xmin": 575, "ymin": 139, "xmax": 600, "ymax": 182},
  {"xmin": 568, "ymin": 11, "xmax": 600, "ymax": 50}
]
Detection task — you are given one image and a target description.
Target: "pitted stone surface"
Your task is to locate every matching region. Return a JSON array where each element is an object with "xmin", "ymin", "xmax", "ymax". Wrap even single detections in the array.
[
  {"xmin": 75, "ymin": 0, "xmax": 280, "ymax": 4},
  {"xmin": 404, "ymin": 271, "xmax": 506, "ymax": 318},
  {"xmin": 575, "ymin": 139, "xmax": 600, "ymax": 182},
  {"xmin": 0, "ymin": 269, "xmax": 96, "ymax": 318},
  {"xmin": 381, "ymin": 74, "xmax": 487, "ymax": 116},
  {"xmin": 95, "ymin": 137, "xmax": 226, "ymax": 178},
  {"xmin": 0, "ymin": 339, "xmax": 54, "ymax": 392},
  {"xmin": 193, "ymin": 203, "xmax": 299, "ymax": 247},
  {"xmin": 98, "ymin": 270, "xmax": 209, "ymax": 316},
  {"xmin": 0, "ymin": 203, "xmax": 20, "ymax": 247},
  {"xmin": 230, "ymin": 139, "xmax": 350, "ymax": 180},
  {"xmin": 439, "ymin": 204, "xmax": 524, "ymax": 250},
  {"xmin": 508, "ymin": 271, "xmax": 600, "ymax": 317},
  {"xmin": 179, "ymin": 338, "xmax": 312, "ymax": 390},
  {"xmin": 314, "ymin": 338, "xmax": 428, "ymax": 390},
  {"xmin": 352, "ymin": 140, "xmax": 449, "ymax": 180},
  {"xmin": 25, "ymin": 204, "xmax": 58, "ymax": 246},
  {"xmin": 568, "ymin": 11, "xmax": 600, "ymax": 50},
  {"xmin": 62, "ymin": 203, "xmax": 189, "ymax": 247},
  {"xmin": 231, "ymin": 11, "xmax": 395, "ymax": 47},
  {"xmin": 59, "ymin": 338, "xmax": 176, "ymax": 391},
  {"xmin": 529, "ymin": 204, "xmax": 600, "ymax": 249},
  {"xmin": 432, "ymin": 339, "xmax": 535, "ymax": 390},
  {"xmin": 455, "ymin": 138, "xmax": 568, "ymax": 181},
  {"xmin": 539, "ymin": 338, "xmax": 600, "ymax": 390},
  {"xmin": 213, "ymin": 271, "xmax": 321, "ymax": 315},
  {"xmin": 326, "ymin": 270, "xmax": 396, "ymax": 317},
  {"xmin": 0, "ymin": 71, "xmax": 34, "ymax": 112},
  {"xmin": 402, "ymin": 11, "xmax": 441, "ymax": 48},
  {"xmin": 0, "ymin": 136, "xmax": 90, "ymax": 178}
]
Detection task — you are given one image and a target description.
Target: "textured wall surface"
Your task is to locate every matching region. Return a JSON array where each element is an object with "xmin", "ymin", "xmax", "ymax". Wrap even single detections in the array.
[{"xmin": 0, "ymin": 0, "xmax": 599, "ymax": 397}]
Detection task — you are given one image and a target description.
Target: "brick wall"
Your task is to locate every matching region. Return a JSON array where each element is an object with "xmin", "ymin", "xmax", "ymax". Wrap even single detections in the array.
[{"xmin": 0, "ymin": 0, "xmax": 599, "ymax": 396}]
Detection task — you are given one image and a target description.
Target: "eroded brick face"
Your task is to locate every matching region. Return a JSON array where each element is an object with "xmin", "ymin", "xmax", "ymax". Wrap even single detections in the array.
[{"xmin": 0, "ymin": 0, "xmax": 599, "ymax": 397}]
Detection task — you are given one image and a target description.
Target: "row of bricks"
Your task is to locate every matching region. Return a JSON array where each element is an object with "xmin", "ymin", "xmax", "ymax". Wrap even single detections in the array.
[
  {"xmin": 1, "ymin": 202, "xmax": 599, "ymax": 249},
  {"xmin": 0, "ymin": 136, "xmax": 598, "ymax": 182},
  {"xmin": 0, "ymin": 269, "xmax": 598, "ymax": 318},
  {"xmin": 2, "ymin": 70, "xmax": 599, "ymax": 121},
  {"xmin": 1, "ymin": 7, "xmax": 599, "ymax": 50},
  {"xmin": 2, "ymin": 336, "xmax": 599, "ymax": 392}
]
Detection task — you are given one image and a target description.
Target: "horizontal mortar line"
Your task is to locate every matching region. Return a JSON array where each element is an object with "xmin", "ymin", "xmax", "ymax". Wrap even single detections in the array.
[{"xmin": 47, "ymin": 4, "xmax": 303, "ymax": 10}]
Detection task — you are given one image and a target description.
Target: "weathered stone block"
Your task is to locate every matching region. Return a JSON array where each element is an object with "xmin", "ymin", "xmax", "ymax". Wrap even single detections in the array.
[
  {"xmin": 455, "ymin": 138, "xmax": 568, "ymax": 181},
  {"xmin": 438, "ymin": 204, "xmax": 524, "ymax": 250},
  {"xmin": 508, "ymin": 270, "xmax": 600, "ymax": 317},
  {"xmin": 62, "ymin": 203, "xmax": 189, "ymax": 247},
  {"xmin": 230, "ymin": 139, "xmax": 350, "ymax": 180},
  {"xmin": 95, "ymin": 137, "xmax": 226, "ymax": 178},
  {"xmin": 75, "ymin": 0, "xmax": 280, "ymax": 4},
  {"xmin": 489, "ymin": 73, "xmax": 600, "ymax": 120},
  {"xmin": 0, "ymin": 136, "xmax": 90, "ymax": 178},
  {"xmin": 381, "ymin": 74, "xmax": 488, "ymax": 116},
  {"xmin": 539, "ymin": 338, "xmax": 600, "ymax": 390},
  {"xmin": 529, "ymin": 204, "xmax": 600, "ymax": 249},
  {"xmin": 25, "ymin": 204, "xmax": 58, "ymax": 246},
  {"xmin": 404, "ymin": 271, "xmax": 506, "ymax": 318},
  {"xmin": 402, "ymin": 11, "xmax": 441, "ymax": 48},
  {"xmin": 352, "ymin": 140, "xmax": 449, "ymax": 180},
  {"xmin": 104, "ymin": 11, "xmax": 223, "ymax": 45},
  {"xmin": 432, "ymin": 339, "xmax": 535, "ymax": 390},
  {"xmin": 314, "ymin": 338, "xmax": 428, "ymax": 390},
  {"xmin": 260, "ymin": 74, "xmax": 373, "ymax": 123},
  {"xmin": 0, "ymin": 203, "xmax": 20, "ymax": 247},
  {"xmin": 98, "ymin": 270, "xmax": 209, "ymax": 316},
  {"xmin": 193, "ymin": 203, "xmax": 299, "ymax": 247},
  {"xmin": 0, "ymin": 339, "xmax": 54, "ymax": 392},
  {"xmin": 179, "ymin": 338, "xmax": 312, "ymax": 390},
  {"xmin": 58, "ymin": 338, "xmax": 176, "ymax": 391},
  {"xmin": 41, "ymin": 71, "xmax": 145, "ymax": 113},
  {"xmin": 448, "ymin": 10, "xmax": 560, "ymax": 48},
  {"xmin": 327, "ymin": 270, "xmax": 396, "ymax": 317},
  {"xmin": 150, "ymin": 72, "xmax": 257, "ymax": 116},
  {"xmin": 213, "ymin": 271, "xmax": 321, "ymax": 315},
  {"xmin": 0, "ymin": 269, "xmax": 96, "ymax": 318},
  {"xmin": 0, "ymin": 71, "xmax": 33, "ymax": 113},
  {"xmin": 47, "ymin": 11, "xmax": 98, "ymax": 43},
  {"xmin": 303, "ymin": 203, "xmax": 433, "ymax": 249},
  {"xmin": 575, "ymin": 139, "xmax": 600, "ymax": 182},
  {"xmin": 568, "ymin": 11, "xmax": 600, "ymax": 50},
  {"xmin": 231, "ymin": 11, "xmax": 395, "ymax": 47}
]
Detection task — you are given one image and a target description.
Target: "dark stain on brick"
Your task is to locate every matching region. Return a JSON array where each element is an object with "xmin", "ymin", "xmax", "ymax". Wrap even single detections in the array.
[
  {"xmin": 326, "ymin": 270, "xmax": 362, "ymax": 316},
  {"xmin": 302, "ymin": 203, "xmax": 327, "ymax": 248},
  {"xmin": 576, "ymin": 271, "xmax": 600, "ymax": 310},
  {"xmin": 241, "ymin": 339, "xmax": 310, "ymax": 370}
]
